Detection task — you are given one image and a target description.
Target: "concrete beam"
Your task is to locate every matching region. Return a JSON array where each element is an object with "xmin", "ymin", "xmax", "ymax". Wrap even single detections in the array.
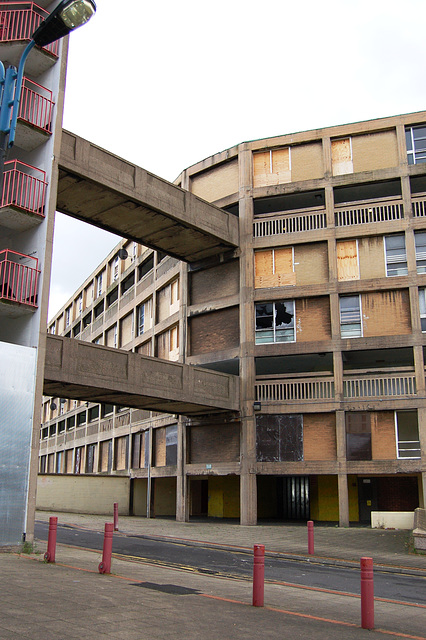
[
  {"xmin": 57, "ymin": 131, "xmax": 239, "ymax": 263},
  {"xmin": 44, "ymin": 335, "xmax": 239, "ymax": 416}
]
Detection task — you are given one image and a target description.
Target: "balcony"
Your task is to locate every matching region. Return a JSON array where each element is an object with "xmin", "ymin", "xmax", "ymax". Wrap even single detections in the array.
[
  {"xmin": 253, "ymin": 207, "xmax": 327, "ymax": 238},
  {"xmin": 0, "ymin": 160, "xmax": 47, "ymax": 230},
  {"xmin": 255, "ymin": 371, "xmax": 417, "ymax": 405},
  {"xmin": 0, "ymin": 249, "xmax": 39, "ymax": 315},
  {"xmin": 0, "ymin": 2, "xmax": 59, "ymax": 76},
  {"xmin": 255, "ymin": 376, "xmax": 335, "ymax": 403},
  {"xmin": 15, "ymin": 77, "xmax": 54, "ymax": 151},
  {"xmin": 335, "ymin": 198, "xmax": 403, "ymax": 227}
]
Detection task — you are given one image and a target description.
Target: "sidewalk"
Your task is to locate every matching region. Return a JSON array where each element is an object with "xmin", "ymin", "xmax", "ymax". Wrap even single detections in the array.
[
  {"xmin": 2, "ymin": 532, "xmax": 426, "ymax": 640},
  {"xmin": 35, "ymin": 510, "xmax": 426, "ymax": 573}
]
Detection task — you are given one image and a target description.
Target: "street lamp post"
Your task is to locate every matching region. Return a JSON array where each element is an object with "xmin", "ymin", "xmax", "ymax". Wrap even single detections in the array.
[{"xmin": 0, "ymin": 0, "xmax": 96, "ymax": 183}]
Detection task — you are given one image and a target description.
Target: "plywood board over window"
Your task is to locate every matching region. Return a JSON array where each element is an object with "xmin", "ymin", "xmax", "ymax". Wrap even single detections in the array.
[
  {"xmin": 337, "ymin": 240, "xmax": 360, "ymax": 281},
  {"xmin": 331, "ymin": 138, "xmax": 353, "ymax": 176},
  {"xmin": 253, "ymin": 148, "xmax": 291, "ymax": 188},
  {"xmin": 255, "ymin": 247, "xmax": 295, "ymax": 288}
]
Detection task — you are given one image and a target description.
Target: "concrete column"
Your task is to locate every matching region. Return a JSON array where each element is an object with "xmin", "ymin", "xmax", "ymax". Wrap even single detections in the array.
[
  {"xmin": 176, "ymin": 417, "xmax": 188, "ymax": 522},
  {"xmin": 336, "ymin": 410, "xmax": 349, "ymax": 526},
  {"xmin": 239, "ymin": 144, "xmax": 257, "ymax": 525},
  {"xmin": 338, "ymin": 473, "xmax": 350, "ymax": 527}
]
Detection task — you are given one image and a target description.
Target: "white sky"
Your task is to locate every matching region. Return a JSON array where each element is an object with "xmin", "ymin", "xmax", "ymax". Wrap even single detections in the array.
[{"xmin": 49, "ymin": 0, "xmax": 426, "ymax": 318}]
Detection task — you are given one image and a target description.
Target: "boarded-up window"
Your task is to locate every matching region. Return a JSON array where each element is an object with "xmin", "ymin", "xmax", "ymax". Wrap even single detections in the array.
[
  {"xmin": 115, "ymin": 436, "xmax": 129, "ymax": 470},
  {"xmin": 138, "ymin": 340, "xmax": 152, "ymax": 356},
  {"xmin": 106, "ymin": 324, "xmax": 117, "ymax": 347},
  {"xmin": 331, "ymin": 138, "xmax": 353, "ymax": 176},
  {"xmin": 253, "ymin": 148, "xmax": 291, "ymax": 187},
  {"xmin": 154, "ymin": 428, "xmax": 166, "ymax": 466},
  {"xmin": 337, "ymin": 240, "xmax": 359, "ymax": 281},
  {"xmin": 256, "ymin": 414, "xmax": 303, "ymax": 462},
  {"xmin": 346, "ymin": 413, "xmax": 371, "ymax": 460},
  {"xmin": 156, "ymin": 325, "xmax": 179, "ymax": 361},
  {"xmin": 120, "ymin": 312, "xmax": 133, "ymax": 347},
  {"xmin": 157, "ymin": 279, "xmax": 179, "ymax": 323},
  {"xmin": 255, "ymin": 248, "xmax": 296, "ymax": 288},
  {"xmin": 65, "ymin": 449, "xmax": 73, "ymax": 473},
  {"xmin": 100, "ymin": 440, "xmax": 112, "ymax": 472}
]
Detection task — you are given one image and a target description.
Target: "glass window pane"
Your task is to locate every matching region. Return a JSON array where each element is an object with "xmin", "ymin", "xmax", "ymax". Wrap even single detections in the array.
[
  {"xmin": 405, "ymin": 129, "xmax": 413, "ymax": 151},
  {"xmin": 275, "ymin": 301, "xmax": 294, "ymax": 328},
  {"xmin": 385, "ymin": 234, "xmax": 405, "ymax": 250},
  {"xmin": 412, "ymin": 126, "xmax": 426, "ymax": 141}
]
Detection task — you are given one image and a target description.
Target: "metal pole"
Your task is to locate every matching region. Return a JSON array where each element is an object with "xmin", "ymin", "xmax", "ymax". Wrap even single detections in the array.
[
  {"xmin": 44, "ymin": 516, "xmax": 58, "ymax": 563},
  {"xmin": 307, "ymin": 520, "xmax": 314, "ymax": 555},
  {"xmin": 98, "ymin": 523, "xmax": 113, "ymax": 574},
  {"xmin": 360, "ymin": 557, "xmax": 374, "ymax": 629},
  {"xmin": 252, "ymin": 544, "xmax": 265, "ymax": 607},
  {"xmin": 113, "ymin": 502, "xmax": 118, "ymax": 531}
]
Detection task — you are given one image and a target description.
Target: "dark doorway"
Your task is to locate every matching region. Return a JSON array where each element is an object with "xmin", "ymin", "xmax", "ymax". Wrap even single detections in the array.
[
  {"xmin": 190, "ymin": 478, "xmax": 208, "ymax": 516},
  {"xmin": 258, "ymin": 475, "xmax": 310, "ymax": 521},
  {"xmin": 358, "ymin": 478, "xmax": 378, "ymax": 523}
]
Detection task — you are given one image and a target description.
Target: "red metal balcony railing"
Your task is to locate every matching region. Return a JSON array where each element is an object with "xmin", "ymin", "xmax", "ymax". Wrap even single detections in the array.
[
  {"xmin": 0, "ymin": 249, "xmax": 39, "ymax": 307},
  {"xmin": 1, "ymin": 160, "xmax": 47, "ymax": 218},
  {"xmin": 0, "ymin": 2, "xmax": 59, "ymax": 56},
  {"xmin": 18, "ymin": 77, "xmax": 54, "ymax": 133}
]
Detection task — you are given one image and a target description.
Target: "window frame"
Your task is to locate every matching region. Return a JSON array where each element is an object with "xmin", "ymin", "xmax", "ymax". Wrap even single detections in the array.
[
  {"xmin": 394, "ymin": 410, "xmax": 421, "ymax": 459},
  {"xmin": 384, "ymin": 234, "xmax": 408, "ymax": 277},
  {"xmin": 255, "ymin": 300, "xmax": 295, "ymax": 344},
  {"xmin": 406, "ymin": 125, "xmax": 426, "ymax": 165},
  {"xmin": 339, "ymin": 294, "xmax": 362, "ymax": 338}
]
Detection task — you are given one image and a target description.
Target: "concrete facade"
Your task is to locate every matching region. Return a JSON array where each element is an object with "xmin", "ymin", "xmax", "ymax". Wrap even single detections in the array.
[
  {"xmin": 39, "ymin": 111, "xmax": 426, "ymax": 526},
  {"xmin": 0, "ymin": 0, "xmax": 68, "ymax": 545}
]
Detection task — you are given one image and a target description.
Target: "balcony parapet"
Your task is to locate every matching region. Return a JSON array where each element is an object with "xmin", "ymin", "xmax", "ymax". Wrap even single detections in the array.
[
  {"xmin": 0, "ymin": 2, "xmax": 58, "ymax": 55},
  {"xmin": 335, "ymin": 197, "xmax": 403, "ymax": 227},
  {"xmin": 0, "ymin": 160, "xmax": 47, "ymax": 230},
  {"xmin": 253, "ymin": 207, "xmax": 326, "ymax": 238},
  {"xmin": 0, "ymin": 249, "xmax": 39, "ymax": 312},
  {"xmin": 255, "ymin": 371, "xmax": 417, "ymax": 404},
  {"xmin": 15, "ymin": 76, "xmax": 54, "ymax": 150}
]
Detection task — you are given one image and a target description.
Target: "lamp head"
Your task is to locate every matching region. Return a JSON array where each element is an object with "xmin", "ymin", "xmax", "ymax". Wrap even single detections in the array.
[{"xmin": 32, "ymin": 0, "xmax": 96, "ymax": 47}]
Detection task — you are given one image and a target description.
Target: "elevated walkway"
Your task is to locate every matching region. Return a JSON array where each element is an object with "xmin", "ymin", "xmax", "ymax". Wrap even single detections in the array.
[
  {"xmin": 43, "ymin": 335, "xmax": 239, "ymax": 416},
  {"xmin": 57, "ymin": 131, "xmax": 239, "ymax": 263}
]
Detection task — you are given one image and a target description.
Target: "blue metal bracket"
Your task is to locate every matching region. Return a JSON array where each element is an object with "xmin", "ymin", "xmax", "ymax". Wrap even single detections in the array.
[{"xmin": 0, "ymin": 39, "xmax": 35, "ymax": 147}]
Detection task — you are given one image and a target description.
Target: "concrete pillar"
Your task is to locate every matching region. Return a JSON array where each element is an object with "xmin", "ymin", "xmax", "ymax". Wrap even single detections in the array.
[
  {"xmin": 239, "ymin": 144, "xmax": 257, "ymax": 525},
  {"xmin": 176, "ymin": 417, "xmax": 188, "ymax": 522},
  {"xmin": 336, "ymin": 410, "xmax": 349, "ymax": 526}
]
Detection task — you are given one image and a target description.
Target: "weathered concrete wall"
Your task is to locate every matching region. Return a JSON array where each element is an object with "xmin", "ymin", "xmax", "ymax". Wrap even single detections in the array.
[
  {"xmin": 37, "ymin": 475, "xmax": 130, "ymax": 515},
  {"xmin": 371, "ymin": 511, "xmax": 414, "ymax": 530}
]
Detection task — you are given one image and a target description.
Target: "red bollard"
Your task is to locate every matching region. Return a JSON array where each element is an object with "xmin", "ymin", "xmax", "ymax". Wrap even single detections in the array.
[
  {"xmin": 44, "ymin": 516, "xmax": 58, "ymax": 563},
  {"xmin": 360, "ymin": 557, "xmax": 374, "ymax": 630},
  {"xmin": 307, "ymin": 520, "xmax": 314, "ymax": 555},
  {"xmin": 113, "ymin": 502, "xmax": 118, "ymax": 531},
  {"xmin": 98, "ymin": 523, "xmax": 114, "ymax": 574},
  {"xmin": 253, "ymin": 544, "xmax": 265, "ymax": 607}
]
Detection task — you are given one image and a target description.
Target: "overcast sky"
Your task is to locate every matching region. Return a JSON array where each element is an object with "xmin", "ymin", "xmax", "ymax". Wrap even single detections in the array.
[{"xmin": 49, "ymin": 0, "xmax": 426, "ymax": 318}]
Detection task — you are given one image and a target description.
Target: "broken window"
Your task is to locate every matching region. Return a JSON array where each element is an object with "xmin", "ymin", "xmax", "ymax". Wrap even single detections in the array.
[{"xmin": 255, "ymin": 300, "xmax": 295, "ymax": 344}]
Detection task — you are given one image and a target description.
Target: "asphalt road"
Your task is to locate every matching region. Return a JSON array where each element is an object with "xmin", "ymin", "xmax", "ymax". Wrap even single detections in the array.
[{"xmin": 35, "ymin": 521, "xmax": 426, "ymax": 605}]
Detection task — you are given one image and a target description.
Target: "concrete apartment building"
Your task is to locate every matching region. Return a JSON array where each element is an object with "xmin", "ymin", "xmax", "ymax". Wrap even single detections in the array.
[
  {"xmin": 38, "ymin": 110, "xmax": 426, "ymax": 527},
  {"xmin": 0, "ymin": 1, "xmax": 68, "ymax": 545}
]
